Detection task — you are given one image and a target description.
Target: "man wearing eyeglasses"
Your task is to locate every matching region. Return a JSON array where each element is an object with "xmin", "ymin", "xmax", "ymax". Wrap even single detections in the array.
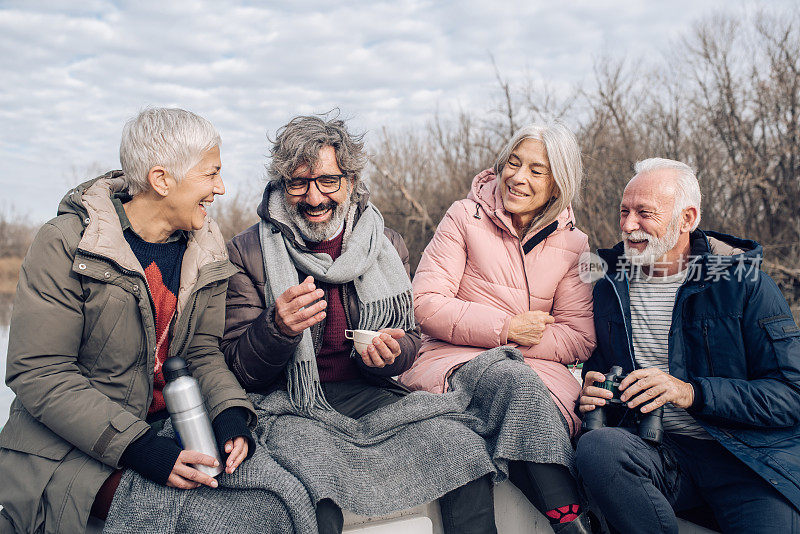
[{"xmin": 221, "ymin": 114, "xmax": 497, "ymax": 534}]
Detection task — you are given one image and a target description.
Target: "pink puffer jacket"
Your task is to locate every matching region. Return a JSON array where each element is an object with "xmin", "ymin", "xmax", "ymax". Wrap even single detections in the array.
[{"xmin": 400, "ymin": 169, "xmax": 596, "ymax": 435}]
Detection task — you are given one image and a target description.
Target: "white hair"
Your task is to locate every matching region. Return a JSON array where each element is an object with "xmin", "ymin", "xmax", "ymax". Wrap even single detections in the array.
[
  {"xmin": 119, "ymin": 107, "xmax": 221, "ymax": 196},
  {"xmin": 494, "ymin": 121, "xmax": 582, "ymax": 234},
  {"xmin": 633, "ymin": 157, "xmax": 702, "ymax": 231}
]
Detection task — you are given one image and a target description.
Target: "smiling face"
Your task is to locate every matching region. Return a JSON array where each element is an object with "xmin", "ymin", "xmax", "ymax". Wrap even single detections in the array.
[
  {"xmin": 165, "ymin": 145, "xmax": 224, "ymax": 232},
  {"xmin": 284, "ymin": 145, "xmax": 352, "ymax": 242},
  {"xmin": 499, "ymin": 138, "xmax": 557, "ymax": 233},
  {"xmin": 620, "ymin": 169, "xmax": 690, "ymax": 270}
]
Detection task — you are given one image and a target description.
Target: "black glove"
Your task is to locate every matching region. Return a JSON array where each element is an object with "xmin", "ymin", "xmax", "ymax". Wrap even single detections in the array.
[{"xmin": 211, "ymin": 407, "xmax": 255, "ymax": 463}]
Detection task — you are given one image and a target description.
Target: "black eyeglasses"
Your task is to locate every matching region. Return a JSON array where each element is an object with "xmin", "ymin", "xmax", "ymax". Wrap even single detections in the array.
[{"xmin": 284, "ymin": 174, "xmax": 346, "ymax": 196}]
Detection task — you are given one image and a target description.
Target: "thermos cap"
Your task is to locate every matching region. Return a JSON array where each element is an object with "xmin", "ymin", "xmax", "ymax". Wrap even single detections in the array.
[{"xmin": 164, "ymin": 356, "xmax": 191, "ymax": 382}]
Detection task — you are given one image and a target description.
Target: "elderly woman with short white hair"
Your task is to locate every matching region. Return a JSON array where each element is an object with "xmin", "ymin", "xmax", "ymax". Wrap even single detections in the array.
[
  {"xmin": 0, "ymin": 108, "xmax": 255, "ymax": 533},
  {"xmin": 401, "ymin": 123, "xmax": 596, "ymax": 533}
]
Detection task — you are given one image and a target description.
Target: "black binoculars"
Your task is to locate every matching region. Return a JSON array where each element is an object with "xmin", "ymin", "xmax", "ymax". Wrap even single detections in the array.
[{"xmin": 581, "ymin": 365, "xmax": 664, "ymax": 444}]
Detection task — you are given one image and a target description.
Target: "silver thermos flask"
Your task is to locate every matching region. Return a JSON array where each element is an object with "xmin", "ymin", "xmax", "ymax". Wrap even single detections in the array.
[{"xmin": 162, "ymin": 356, "xmax": 223, "ymax": 477}]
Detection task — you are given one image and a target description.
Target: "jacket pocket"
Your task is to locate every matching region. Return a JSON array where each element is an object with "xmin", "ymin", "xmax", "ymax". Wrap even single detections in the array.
[
  {"xmin": 0, "ymin": 405, "xmax": 73, "ymax": 460},
  {"xmin": 689, "ymin": 315, "xmax": 745, "ymax": 377},
  {"xmin": 82, "ymin": 290, "xmax": 130, "ymax": 372},
  {"xmin": 760, "ymin": 315, "xmax": 800, "ymax": 341},
  {"xmin": 702, "ymin": 321, "xmax": 715, "ymax": 375}
]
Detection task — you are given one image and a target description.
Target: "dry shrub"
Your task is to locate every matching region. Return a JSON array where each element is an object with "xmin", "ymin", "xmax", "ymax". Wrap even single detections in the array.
[
  {"xmin": 367, "ymin": 8, "xmax": 800, "ymax": 317},
  {"xmin": 208, "ymin": 190, "xmax": 261, "ymax": 242},
  {"xmin": 0, "ymin": 257, "xmax": 22, "ymax": 295},
  {"xmin": 0, "ymin": 206, "xmax": 35, "ymax": 259},
  {"xmin": 0, "ymin": 206, "xmax": 36, "ymax": 297}
]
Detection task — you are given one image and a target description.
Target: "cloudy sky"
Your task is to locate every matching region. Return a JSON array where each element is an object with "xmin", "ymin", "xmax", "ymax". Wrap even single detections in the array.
[{"xmin": 0, "ymin": 0, "xmax": 793, "ymax": 222}]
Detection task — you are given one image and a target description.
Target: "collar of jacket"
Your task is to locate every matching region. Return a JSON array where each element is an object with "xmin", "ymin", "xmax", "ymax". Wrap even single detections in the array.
[
  {"xmin": 256, "ymin": 179, "xmax": 371, "ymax": 251},
  {"xmin": 63, "ymin": 172, "xmax": 236, "ymax": 316},
  {"xmin": 522, "ymin": 220, "xmax": 560, "ymax": 254},
  {"xmin": 595, "ymin": 228, "xmax": 764, "ymax": 379},
  {"xmin": 466, "ymin": 168, "xmax": 577, "ymax": 250}
]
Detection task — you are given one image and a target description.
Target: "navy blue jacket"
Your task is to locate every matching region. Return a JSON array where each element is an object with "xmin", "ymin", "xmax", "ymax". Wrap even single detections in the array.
[{"xmin": 585, "ymin": 229, "xmax": 800, "ymax": 511}]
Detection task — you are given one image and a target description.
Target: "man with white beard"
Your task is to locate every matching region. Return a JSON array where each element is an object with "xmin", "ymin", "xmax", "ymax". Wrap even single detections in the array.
[{"xmin": 574, "ymin": 158, "xmax": 800, "ymax": 533}]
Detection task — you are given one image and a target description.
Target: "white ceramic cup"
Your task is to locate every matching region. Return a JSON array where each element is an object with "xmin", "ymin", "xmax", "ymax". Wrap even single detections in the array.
[{"xmin": 344, "ymin": 329, "xmax": 381, "ymax": 356}]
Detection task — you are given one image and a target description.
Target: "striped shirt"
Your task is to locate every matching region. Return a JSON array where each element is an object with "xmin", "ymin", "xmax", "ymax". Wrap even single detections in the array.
[{"xmin": 629, "ymin": 268, "xmax": 712, "ymax": 439}]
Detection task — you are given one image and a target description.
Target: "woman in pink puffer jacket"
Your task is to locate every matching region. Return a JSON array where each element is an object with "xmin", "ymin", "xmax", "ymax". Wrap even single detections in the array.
[{"xmin": 400, "ymin": 123, "xmax": 596, "ymax": 533}]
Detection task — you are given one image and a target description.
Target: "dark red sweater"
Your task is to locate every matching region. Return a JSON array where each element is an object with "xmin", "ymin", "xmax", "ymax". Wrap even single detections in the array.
[{"xmin": 307, "ymin": 231, "xmax": 361, "ymax": 382}]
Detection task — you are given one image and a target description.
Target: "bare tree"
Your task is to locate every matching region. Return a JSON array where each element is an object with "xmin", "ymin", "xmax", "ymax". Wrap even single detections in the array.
[
  {"xmin": 0, "ymin": 205, "xmax": 36, "ymax": 259},
  {"xmin": 208, "ymin": 190, "xmax": 261, "ymax": 242},
  {"xmin": 366, "ymin": 7, "xmax": 800, "ymax": 320},
  {"xmin": 366, "ymin": 113, "xmax": 500, "ymax": 272}
]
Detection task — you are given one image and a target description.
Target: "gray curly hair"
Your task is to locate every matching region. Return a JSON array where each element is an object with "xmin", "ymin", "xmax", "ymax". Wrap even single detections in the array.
[{"xmin": 267, "ymin": 112, "xmax": 367, "ymax": 189}]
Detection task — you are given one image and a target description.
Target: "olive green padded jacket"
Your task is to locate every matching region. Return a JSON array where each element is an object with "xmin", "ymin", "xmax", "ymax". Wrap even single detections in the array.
[{"xmin": 0, "ymin": 173, "xmax": 254, "ymax": 533}]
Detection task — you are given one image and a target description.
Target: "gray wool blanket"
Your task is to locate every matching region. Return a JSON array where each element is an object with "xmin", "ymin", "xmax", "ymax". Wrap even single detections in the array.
[{"xmin": 104, "ymin": 347, "xmax": 575, "ymax": 533}]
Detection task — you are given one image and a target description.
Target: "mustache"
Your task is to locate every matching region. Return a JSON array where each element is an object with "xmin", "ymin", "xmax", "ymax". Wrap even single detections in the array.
[
  {"xmin": 297, "ymin": 200, "xmax": 338, "ymax": 216},
  {"xmin": 622, "ymin": 230, "xmax": 654, "ymax": 242}
]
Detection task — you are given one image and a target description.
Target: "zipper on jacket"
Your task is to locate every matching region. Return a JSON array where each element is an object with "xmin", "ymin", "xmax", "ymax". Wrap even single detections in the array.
[
  {"xmin": 123, "ymin": 342, "xmax": 148, "ymax": 406},
  {"xmin": 310, "ymin": 284, "xmax": 329, "ymax": 355},
  {"xmin": 173, "ymin": 297, "xmax": 198, "ymax": 358},
  {"xmin": 341, "ymin": 282, "xmax": 352, "ymax": 331},
  {"xmin": 168, "ymin": 263, "xmax": 238, "ymax": 357},
  {"xmin": 331, "ymin": 283, "xmax": 359, "ymax": 356},
  {"xmin": 518, "ymin": 242, "xmax": 532, "ymax": 312},
  {"xmin": 605, "ymin": 274, "xmax": 637, "ymax": 371},
  {"xmin": 703, "ymin": 322, "xmax": 715, "ymax": 376}
]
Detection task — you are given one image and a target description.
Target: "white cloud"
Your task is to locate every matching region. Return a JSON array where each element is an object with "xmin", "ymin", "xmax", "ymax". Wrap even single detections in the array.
[{"xmin": 0, "ymin": 0, "xmax": 793, "ymax": 221}]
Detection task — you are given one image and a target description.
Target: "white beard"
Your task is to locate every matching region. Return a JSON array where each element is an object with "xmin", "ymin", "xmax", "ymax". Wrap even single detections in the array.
[
  {"xmin": 622, "ymin": 215, "xmax": 681, "ymax": 266},
  {"xmin": 286, "ymin": 195, "xmax": 351, "ymax": 243}
]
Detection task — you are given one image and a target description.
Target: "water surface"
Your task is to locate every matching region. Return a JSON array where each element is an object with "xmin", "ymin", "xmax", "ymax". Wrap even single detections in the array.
[{"xmin": 0, "ymin": 328, "xmax": 10, "ymax": 428}]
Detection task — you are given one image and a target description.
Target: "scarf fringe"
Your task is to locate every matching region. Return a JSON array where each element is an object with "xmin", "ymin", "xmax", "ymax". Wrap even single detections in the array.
[
  {"xmin": 260, "ymin": 191, "xmax": 414, "ymax": 414},
  {"xmin": 288, "ymin": 359, "xmax": 333, "ymax": 412},
  {"xmin": 358, "ymin": 290, "xmax": 415, "ymax": 332}
]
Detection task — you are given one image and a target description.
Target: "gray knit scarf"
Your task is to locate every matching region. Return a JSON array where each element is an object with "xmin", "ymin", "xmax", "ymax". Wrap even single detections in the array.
[{"xmin": 259, "ymin": 187, "xmax": 414, "ymax": 412}]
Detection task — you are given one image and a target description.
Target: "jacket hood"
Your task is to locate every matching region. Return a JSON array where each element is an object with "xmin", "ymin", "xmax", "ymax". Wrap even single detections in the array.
[
  {"xmin": 598, "ymin": 229, "xmax": 763, "ymax": 279},
  {"xmin": 58, "ymin": 171, "xmax": 125, "ymax": 219},
  {"xmin": 467, "ymin": 168, "xmax": 576, "ymax": 245}
]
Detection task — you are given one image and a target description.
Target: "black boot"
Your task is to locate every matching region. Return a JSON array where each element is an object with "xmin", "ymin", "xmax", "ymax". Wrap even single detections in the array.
[{"xmin": 551, "ymin": 510, "xmax": 594, "ymax": 534}]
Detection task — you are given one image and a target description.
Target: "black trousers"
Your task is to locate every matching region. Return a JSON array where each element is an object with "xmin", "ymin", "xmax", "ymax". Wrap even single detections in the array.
[
  {"xmin": 577, "ymin": 428, "xmax": 800, "ymax": 534},
  {"xmin": 507, "ymin": 460, "xmax": 581, "ymax": 519},
  {"xmin": 314, "ymin": 378, "xmax": 496, "ymax": 534}
]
